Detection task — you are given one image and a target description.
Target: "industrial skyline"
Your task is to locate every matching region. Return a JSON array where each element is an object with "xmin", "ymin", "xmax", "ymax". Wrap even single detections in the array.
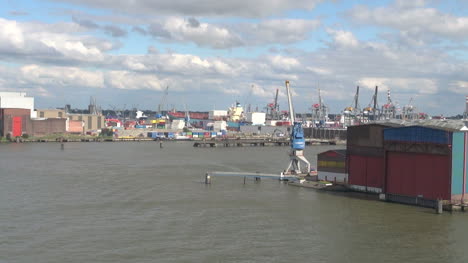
[{"xmin": 1, "ymin": 0, "xmax": 468, "ymax": 115}]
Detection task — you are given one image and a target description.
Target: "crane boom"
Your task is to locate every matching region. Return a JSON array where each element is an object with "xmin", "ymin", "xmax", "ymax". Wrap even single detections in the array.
[
  {"xmin": 273, "ymin": 88, "xmax": 279, "ymax": 113},
  {"xmin": 158, "ymin": 86, "xmax": 169, "ymax": 114},
  {"xmin": 285, "ymin": 80, "xmax": 295, "ymax": 123}
]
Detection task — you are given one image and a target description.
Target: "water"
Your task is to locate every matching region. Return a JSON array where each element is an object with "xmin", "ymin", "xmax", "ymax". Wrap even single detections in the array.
[{"xmin": 1, "ymin": 142, "xmax": 468, "ymax": 263}]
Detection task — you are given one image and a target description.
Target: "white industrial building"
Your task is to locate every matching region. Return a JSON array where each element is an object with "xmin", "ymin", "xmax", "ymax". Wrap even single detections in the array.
[
  {"xmin": 0, "ymin": 92, "xmax": 36, "ymax": 118},
  {"xmin": 209, "ymin": 110, "xmax": 228, "ymax": 120},
  {"xmin": 213, "ymin": 121, "xmax": 227, "ymax": 132},
  {"xmin": 171, "ymin": 119, "xmax": 185, "ymax": 130},
  {"xmin": 246, "ymin": 112, "xmax": 266, "ymax": 125}
]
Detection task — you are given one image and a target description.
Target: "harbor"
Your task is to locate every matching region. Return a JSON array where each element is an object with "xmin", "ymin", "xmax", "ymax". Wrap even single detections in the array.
[{"xmin": 1, "ymin": 141, "xmax": 466, "ymax": 263}]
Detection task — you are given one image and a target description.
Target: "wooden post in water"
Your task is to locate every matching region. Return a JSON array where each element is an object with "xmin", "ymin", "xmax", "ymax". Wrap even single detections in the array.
[
  {"xmin": 436, "ymin": 199, "xmax": 443, "ymax": 214},
  {"xmin": 205, "ymin": 173, "xmax": 211, "ymax": 184}
]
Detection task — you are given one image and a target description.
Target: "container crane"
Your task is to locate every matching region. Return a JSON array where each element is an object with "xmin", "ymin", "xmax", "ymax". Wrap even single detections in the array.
[
  {"xmin": 362, "ymin": 86, "xmax": 379, "ymax": 122},
  {"xmin": 281, "ymin": 80, "xmax": 311, "ymax": 179},
  {"xmin": 343, "ymin": 86, "xmax": 361, "ymax": 127},
  {"xmin": 266, "ymin": 88, "xmax": 280, "ymax": 120},
  {"xmin": 157, "ymin": 86, "xmax": 169, "ymax": 116}
]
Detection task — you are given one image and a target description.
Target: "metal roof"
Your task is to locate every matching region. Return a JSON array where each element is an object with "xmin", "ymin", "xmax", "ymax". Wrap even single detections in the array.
[{"xmin": 374, "ymin": 119, "xmax": 467, "ymax": 132}]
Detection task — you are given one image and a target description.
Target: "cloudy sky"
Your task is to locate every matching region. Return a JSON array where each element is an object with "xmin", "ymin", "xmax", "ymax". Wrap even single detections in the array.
[{"xmin": 1, "ymin": 0, "xmax": 468, "ymax": 115}]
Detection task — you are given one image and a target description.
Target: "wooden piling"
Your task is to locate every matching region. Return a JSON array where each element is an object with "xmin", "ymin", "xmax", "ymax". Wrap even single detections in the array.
[{"xmin": 205, "ymin": 173, "xmax": 211, "ymax": 184}]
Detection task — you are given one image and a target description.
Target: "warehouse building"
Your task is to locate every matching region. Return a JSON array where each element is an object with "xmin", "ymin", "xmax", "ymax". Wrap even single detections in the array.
[
  {"xmin": 67, "ymin": 113, "xmax": 105, "ymax": 133},
  {"xmin": 347, "ymin": 120, "xmax": 468, "ymax": 207},
  {"xmin": 0, "ymin": 92, "xmax": 36, "ymax": 118}
]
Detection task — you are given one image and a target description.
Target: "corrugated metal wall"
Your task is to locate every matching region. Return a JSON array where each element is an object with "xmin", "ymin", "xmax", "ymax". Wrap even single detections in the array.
[
  {"xmin": 384, "ymin": 126, "xmax": 452, "ymax": 144},
  {"xmin": 386, "ymin": 152, "xmax": 451, "ymax": 200},
  {"xmin": 348, "ymin": 155, "xmax": 384, "ymax": 190},
  {"xmin": 451, "ymin": 132, "xmax": 465, "ymax": 196},
  {"xmin": 347, "ymin": 124, "xmax": 388, "ymax": 148}
]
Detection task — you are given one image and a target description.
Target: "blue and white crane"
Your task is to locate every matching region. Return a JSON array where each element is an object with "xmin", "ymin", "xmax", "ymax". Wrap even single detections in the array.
[{"xmin": 281, "ymin": 80, "xmax": 311, "ymax": 179}]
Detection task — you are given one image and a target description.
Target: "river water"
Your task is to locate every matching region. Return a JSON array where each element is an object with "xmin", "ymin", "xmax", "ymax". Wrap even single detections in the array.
[{"xmin": 1, "ymin": 141, "xmax": 468, "ymax": 263}]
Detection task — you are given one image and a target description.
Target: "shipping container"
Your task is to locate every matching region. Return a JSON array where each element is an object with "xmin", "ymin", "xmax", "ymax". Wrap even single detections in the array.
[
  {"xmin": 384, "ymin": 126, "xmax": 452, "ymax": 145},
  {"xmin": 386, "ymin": 152, "xmax": 450, "ymax": 200}
]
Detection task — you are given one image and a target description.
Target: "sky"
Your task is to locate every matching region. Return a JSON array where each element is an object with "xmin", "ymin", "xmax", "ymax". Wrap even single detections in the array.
[{"xmin": 1, "ymin": 0, "xmax": 468, "ymax": 115}]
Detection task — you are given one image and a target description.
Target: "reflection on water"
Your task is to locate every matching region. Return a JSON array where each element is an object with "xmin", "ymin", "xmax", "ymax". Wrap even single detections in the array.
[{"xmin": 0, "ymin": 142, "xmax": 467, "ymax": 263}]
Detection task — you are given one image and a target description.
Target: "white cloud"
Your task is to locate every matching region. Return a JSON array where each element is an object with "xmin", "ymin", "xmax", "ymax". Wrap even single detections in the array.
[
  {"xmin": 51, "ymin": 0, "xmax": 323, "ymax": 17},
  {"xmin": 307, "ymin": 66, "xmax": 332, "ymax": 75},
  {"xmin": 268, "ymin": 55, "xmax": 301, "ymax": 71},
  {"xmin": 20, "ymin": 64, "xmax": 104, "ymax": 88},
  {"xmin": 144, "ymin": 17, "xmax": 319, "ymax": 48},
  {"xmin": 326, "ymin": 29, "xmax": 359, "ymax": 48},
  {"xmin": 449, "ymin": 81, "xmax": 468, "ymax": 94},
  {"xmin": 349, "ymin": 2, "xmax": 468, "ymax": 41},
  {"xmin": 0, "ymin": 18, "xmax": 113, "ymax": 64},
  {"xmin": 241, "ymin": 19, "xmax": 320, "ymax": 44},
  {"xmin": 358, "ymin": 77, "xmax": 438, "ymax": 94},
  {"xmin": 104, "ymin": 71, "xmax": 165, "ymax": 90},
  {"xmin": 148, "ymin": 17, "xmax": 242, "ymax": 49}
]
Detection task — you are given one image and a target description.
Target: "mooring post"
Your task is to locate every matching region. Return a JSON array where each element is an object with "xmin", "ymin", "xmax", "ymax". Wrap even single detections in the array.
[
  {"xmin": 205, "ymin": 173, "xmax": 211, "ymax": 184},
  {"xmin": 61, "ymin": 143, "xmax": 64, "ymax": 150},
  {"xmin": 255, "ymin": 172, "xmax": 261, "ymax": 182},
  {"xmin": 243, "ymin": 176, "xmax": 246, "ymax": 184},
  {"xmin": 160, "ymin": 141, "xmax": 163, "ymax": 149},
  {"xmin": 436, "ymin": 199, "xmax": 443, "ymax": 214}
]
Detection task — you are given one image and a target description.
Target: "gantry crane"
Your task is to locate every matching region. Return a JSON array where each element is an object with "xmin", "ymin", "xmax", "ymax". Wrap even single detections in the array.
[{"xmin": 281, "ymin": 80, "xmax": 311, "ymax": 179}]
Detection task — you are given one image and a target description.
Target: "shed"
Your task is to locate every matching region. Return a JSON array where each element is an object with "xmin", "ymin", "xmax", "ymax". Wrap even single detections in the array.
[{"xmin": 317, "ymin": 149, "xmax": 347, "ymax": 183}]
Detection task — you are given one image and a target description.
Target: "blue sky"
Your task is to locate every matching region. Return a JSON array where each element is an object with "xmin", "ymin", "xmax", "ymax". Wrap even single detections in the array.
[{"xmin": 1, "ymin": 0, "xmax": 468, "ymax": 116}]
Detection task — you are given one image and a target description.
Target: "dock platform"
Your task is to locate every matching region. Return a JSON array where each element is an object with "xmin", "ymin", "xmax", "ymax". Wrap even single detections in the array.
[{"xmin": 194, "ymin": 138, "xmax": 336, "ymax": 147}]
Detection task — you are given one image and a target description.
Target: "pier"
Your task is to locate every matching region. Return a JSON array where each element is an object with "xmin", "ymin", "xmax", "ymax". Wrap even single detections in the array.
[{"xmin": 193, "ymin": 138, "xmax": 337, "ymax": 147}]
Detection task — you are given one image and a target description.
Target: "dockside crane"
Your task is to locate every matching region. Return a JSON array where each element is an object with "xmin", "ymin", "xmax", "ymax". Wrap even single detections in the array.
[
  {"xmin": 363, "ymin": 86, "xmax": 379, "ymax": 122},
  {"xmin": 281, "ymin": 80, "xmax": 311, "ymax": 178},
  {"xmin": 266, "ymin": 88, "xmax": 280, "ymax": 120},
  {"xmin": 157, "ymin": 86, "xmax": 169, "ymax": 116},
  {"xmin": 343, "ymin": 86, "xmax": 361, "ymax": 126}
]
